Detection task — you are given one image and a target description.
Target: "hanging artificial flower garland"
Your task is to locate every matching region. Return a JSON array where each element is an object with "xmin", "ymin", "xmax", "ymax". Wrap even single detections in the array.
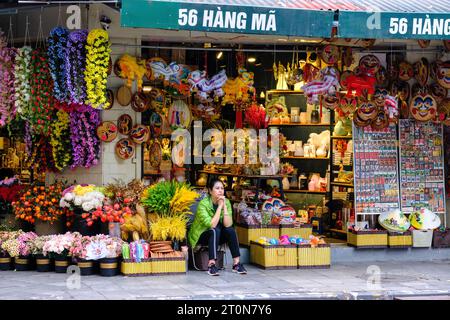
[
  {"xmin": 30, "ymin": 48, "xmax": 55, "ymax": 136},
  {"xmin": 66, "ymin": 29, "xmax": 88, "ymax": 105},
  {"xmin": 48, "ymin": 27, "xmax": 70, "ymax": 102},
  {"xmin": 13, "ymin": 46, "xmax": 32, "ymax": 118},
  {"xmin": 84, "ymin": 29, "xmax": 111, "ymax": 109},
  {"xmin": 30, "ymin": 135, "xmax": 57, "ymax": 173},
  {"xmin": 0, "ymin": 33, "xmax": 17, "ymax": 127},
  {"xmin": 69, "ymin": 105, "xmax": 101, "ymax": 168},
  {"xmin": 50, "ymin": 109, "xmax": 73, "ymax": 171}
]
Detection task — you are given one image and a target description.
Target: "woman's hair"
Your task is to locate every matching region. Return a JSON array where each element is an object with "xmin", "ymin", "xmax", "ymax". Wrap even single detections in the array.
[{"xmin": 207, "ymin": 178, "xmax": 223, "ymax": 192}]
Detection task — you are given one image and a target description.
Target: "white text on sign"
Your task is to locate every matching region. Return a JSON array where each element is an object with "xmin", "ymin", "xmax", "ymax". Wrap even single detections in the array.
[{"xmin": 389, "ymin": 16, "xmax": 450, "ymax": 36}]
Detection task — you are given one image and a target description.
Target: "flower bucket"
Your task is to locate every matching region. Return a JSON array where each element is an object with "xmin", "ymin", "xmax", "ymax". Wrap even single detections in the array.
[
  {"xmin": 14, "ymin": 255, "xmax": 34, "ymax": 271},
  {"xmin": 71, "ymin": 214, "xmax": 101, "ymax": 236},
  {"xmin": 34, "ymin": 219, "xmax": 63, "ymax": 236},
  {"xmin": 35, "ymin": 254, "xmax": 52, "ymax": 272},
  {"xmin": 54, "ymin": 255, "xmax": 71, "ymax": 273},
  {"xmin": 0, "ymin": 254, "xmax": 12, "ymax": 271},
  {"xmin": 99, "ymin": 257, "xmax": 120, "ymax": 277},
  {"xmin": 77, "ymin": 259, "xmax": 96, "ymax": 276}
]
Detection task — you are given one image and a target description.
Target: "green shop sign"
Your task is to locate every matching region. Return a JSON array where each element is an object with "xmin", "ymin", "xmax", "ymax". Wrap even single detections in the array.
[
  {"xmin": 121, "ymin": 0, "xmax": 335, "ymax": 38},
  {"xmin": 339, "ymin": 11, "xmax": 450, "ymax": 40}
]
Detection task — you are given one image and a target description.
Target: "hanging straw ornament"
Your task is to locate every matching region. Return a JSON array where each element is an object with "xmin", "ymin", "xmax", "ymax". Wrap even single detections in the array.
[
  {"xmin": 48, "ymin": 27, "xmax": 70, "ymax": 102},
  {"xmin": 84, "ymin": 29, "xmax": 111, "ymax": 109}
]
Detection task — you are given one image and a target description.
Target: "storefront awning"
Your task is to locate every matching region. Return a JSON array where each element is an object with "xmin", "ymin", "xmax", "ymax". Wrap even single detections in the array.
[
  {"xmin": 337, "ymin": 0, "xmax": 450, "ymax": 40},
  {"xmin": 121, "ymin": 0, "xmax": 348, "ymax": 38}
]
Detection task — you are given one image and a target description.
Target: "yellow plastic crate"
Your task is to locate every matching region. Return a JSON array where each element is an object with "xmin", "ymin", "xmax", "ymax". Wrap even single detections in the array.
[
  {"xmin": 250, "ymin": 241, "xmax": 297, "ymax": 270},
  {"xmin": 388, "ymin": 231, "xmax": 412, "ymax": 248},
  {"xmin": 121, "ymin": 259, "xmax": 152, "ymax": 276},
  {"xmin": 236, "ymin": 223, "xmax": 280, "ymax": 247},
  {"xmin": 150, "ymin": 257, "xmax": 186, "ymax": 275},
  {"xmin": 347, "ymin": 230, "xmax": 388, "ymax": 248},
  {"xmin": 280, "ymin": 224, "xmax": 312, "ymax": 239},
  {"xmin": 297, "ymin": 244, "xmax": 331, "ymax": 269}
]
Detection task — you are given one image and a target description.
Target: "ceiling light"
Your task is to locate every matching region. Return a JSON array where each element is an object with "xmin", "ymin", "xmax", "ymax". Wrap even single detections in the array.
[
  {"xmin": 247, "ymin": 57, "xmax": 256, "ymax": 63},
  {"xmin": 216, "ymin": 51, "xmax": 223, "ymax": 59}
]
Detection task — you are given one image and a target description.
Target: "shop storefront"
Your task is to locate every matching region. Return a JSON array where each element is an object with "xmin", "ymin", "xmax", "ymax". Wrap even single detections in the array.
[{"xmin": 0, "ymin": 1, "xmax": 449, "ymax": 275}]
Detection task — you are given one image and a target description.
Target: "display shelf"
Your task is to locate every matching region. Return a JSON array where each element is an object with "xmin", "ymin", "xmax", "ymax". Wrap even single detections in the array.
[
  {"xmin": 281, "ymin": 156, "xmax": 329, "ymax": 160},
  {"xmin": 198, "ymin": 170, "xmax": 282, "ymax": 180},
  {"xmin": 284, "ymin": 189, "xmax": 327, "ymax": 194},
  {"xmin": 331, "ymin": 135, "xmax": 353, "ymax": 139},
  {"xmin": 329, "ymin": 228, "xmax": 347, "ymax": 234},
  {"xmin": 330, "ymin": 182, "xmax": 354, "ymax": 188},
  {"xmin": 268, "ymin": 123, "xmax": 331, "ymax": 127}
]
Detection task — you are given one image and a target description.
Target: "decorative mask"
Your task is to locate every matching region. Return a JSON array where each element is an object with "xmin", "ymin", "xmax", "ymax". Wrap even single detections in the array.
[
  {"xmin": 410, "ymin": 94, "xmax": 437, "ymax": 122},
  {"xmin": 358, "ymin": 54, "xmax": 381, "ymax": 76},
  {"xmin": 322, "ymin": 92, "xmax": 339, "ymax": 110},
  {"xmin": 321, "ymin": 45, "xmax": 339, "ymax": 65},
  {"xmin": 413, "ymin": 58, "xmax": 429, "ymax": 87},
  {"xmin": 438, "ymin": 98, "xmax": 450, "ymax": 126},
  {"xmin": 371, "ymin": 109, "xmax": 389, "ymax": 130},
  {"xmin": 435, "ymin": 60, "xmax": 450, "ymax": 89},
  {"xmin": 391, "ymin": 80, "xmax": 410, "ymax": 102},
  {"xmin": 96, "ymin": 121, "xmax": 117, "ymax": 142},
  {"xmin": 339, "ymin": 96, "xmax": 358, "ymax": 116},
  {"xmin": 373, "ymin": 88, "xmax": 388, "ymax": 108},
  {"xmin": 149, "ymin": 112, "xmax": 162, "ymax": 138},
  {"xmin": 353, "ymin": 110, "xmax": 371, "ymax": 127},
  {"xmin": 115, "ymin": 138, "xmax": 135, "ymax": 160},
  {"xmin": 418, "ymin": 40, "xmax": 430, "ymax": 48},
  {"xmin": 428, "ymin": 82, "xmax": 448, "ymax": 103},
  {"xmin": 339, "ymin": 70, "xmax": 354, "ymax": 90},
  {"xmin": 375, "ymin": 66, "xmax": 389, "ymax": 87},
  {"xmin": 398, "ymin": 61, "xmax": 414, "ymax": 81},
  {"xmin": 131, "ymin": 92, "xmax": 149, "ymax": 112},
  {"xmin": 387, "ymin": 64, "xmax": 399, "ymax": 80},
  {"xmin": 129, "ymin": 125, "xmax": 150, "ymax": 144},
  {"xmin": 411, "ymin": 83, "xmax": 427, "ymax": 98},
  {"xmin": 357, "ymin": 101, "xmax": 378, "ymax": 121},
  {"xmin": 117, "ymin": 114, "xmax": 133, "ymax": 135}
]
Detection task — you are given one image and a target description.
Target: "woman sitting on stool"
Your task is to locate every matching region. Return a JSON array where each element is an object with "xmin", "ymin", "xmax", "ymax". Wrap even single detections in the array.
[{"xmin": 188, "ymin": 178, "xmax": 247, "ymax": 276}]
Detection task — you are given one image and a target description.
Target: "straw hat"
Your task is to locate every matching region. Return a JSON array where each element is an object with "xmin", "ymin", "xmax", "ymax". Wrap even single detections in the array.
[
  {"xmin": 378, "ymin": 209, "xmax": 410, "ymax": 232},
  {"xmin": 409, "ymin": 208, "xmax": 441, "ymax": 230}
]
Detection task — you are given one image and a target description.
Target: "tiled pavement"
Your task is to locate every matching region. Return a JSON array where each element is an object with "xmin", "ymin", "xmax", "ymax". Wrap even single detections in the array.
[{"xmin": 1, "ymin": 260, "xmax": 450, "ymax": 300}]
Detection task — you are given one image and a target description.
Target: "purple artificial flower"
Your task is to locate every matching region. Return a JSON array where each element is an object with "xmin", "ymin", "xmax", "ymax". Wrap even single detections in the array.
[
  {"xmin": 0, "ymin": 46, "xmax": 17, "ymax": 127},
  {"xmin": 66, "ymin": 30, "xmax": 88, "ymax": 105},
  {"xmin": 48, "ymin": 27, "xmax": 70, "ymax": 102}
]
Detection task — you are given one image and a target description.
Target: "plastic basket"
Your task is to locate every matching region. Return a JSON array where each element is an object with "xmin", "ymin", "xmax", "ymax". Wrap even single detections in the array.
[
  {"xmin": 121, "ymin": 259, "xmax": 152, "ymax": 276},
  {"xmin": 412, "ymin": 230, "xmax": 433, "ymax": 248},
  {"xmin": 388, "ymin": 231, "xmax": 412, "ymax": 248},
  {"xmin": 150, "ymin": 257, "xmax": 186, "ymax": 275},
  {"xmin": 297, "ymin": 244, "xmax": 331, "ymax": 269},
  {"xmin": 236, "ymin": 223, "xmax": 279, "ymax": 247},
  {"xmin": 347, "ymin": 230, "xmax": 388, "ymax": 248},
  {"xmin": 279, "ymin": 224, "xmax": 312, "ymax": 239},
  {"xmin": 249, "ymin": 241, "xmax": 297, "ymax": 270}
]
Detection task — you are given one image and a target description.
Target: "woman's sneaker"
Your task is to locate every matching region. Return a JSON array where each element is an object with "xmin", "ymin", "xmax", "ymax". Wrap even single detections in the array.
[
  {"xmin": 207, "ymin": 263, "xmax": 219, "ymax": 276},
  {"xmin": 232, "ymin": 263, "xmax": 247, "ymax": 274}
]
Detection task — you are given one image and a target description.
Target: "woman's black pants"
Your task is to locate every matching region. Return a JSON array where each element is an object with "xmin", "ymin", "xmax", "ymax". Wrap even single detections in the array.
[{"xmin": 197, "ymin": 223, "xmax": 241, "ymax": 261}]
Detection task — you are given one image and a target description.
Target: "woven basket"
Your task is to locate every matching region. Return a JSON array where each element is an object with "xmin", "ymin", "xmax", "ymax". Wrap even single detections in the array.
[
  {"xmin": 250, "ymin": 241, "xmax": 297, "ymax": 270},
  {"xmin": 347, "ymin": 230, "xmax": 388, "ymax": 248},
  {"xmin": 388, "ymin": 231, "xmax": 412, "ymax": 248},
  {"xmin": 236, "ymin": 223, "xmax": 280, "ymax": 247},
  {"xmin": 412, "ymin": 229, "xmax": 433, "ymax": 248},
  {"xmin": 280, "ymin": 224, "xmax": 312, "ymax": 238},
  {"xmin": 297, "ymin": 244, "xmax": 331, "ymax": 269},
  {"xmin": 150, "ymin": 257, "xmax": 186, "ymax": 275},
  {"xmin": 121, "ymin": 259, "xmax": 152, "ymax": 276}
]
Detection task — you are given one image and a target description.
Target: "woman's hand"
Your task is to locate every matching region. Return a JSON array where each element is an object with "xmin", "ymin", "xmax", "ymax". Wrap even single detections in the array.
[{"xmin": 217, "ymin": 196, "xmax": 226, "ymax": 208}]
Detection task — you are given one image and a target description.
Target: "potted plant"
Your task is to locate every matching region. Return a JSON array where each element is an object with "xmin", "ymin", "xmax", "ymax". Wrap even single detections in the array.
[
  {"xmin": 1, "ymin": 231, "xmax": 37, "ymax": 271},
  {"xmin": 71, "ymin": 235, "xmax": 96, "ymax": 276},
  {"xmin": 0, "ymin": 231, "xmax": 22, "ymax": 271},
  {"xmin": 43, "ymin": 232, "xmax": 81, "ymax": 273},
  {"xmin": 60, "ymin": 184, "xmax": 105, "ymax": 235},
  {"xmin": 13, "ymin": 182, "xmax": 71, "ymax": 235},
  {"xmin": 30, "ymin": 235, "xmax": 54, "ymax": 272},
  {"xmin": 141, "ymin": 181, "xmax": 198, "ymax": 250}
]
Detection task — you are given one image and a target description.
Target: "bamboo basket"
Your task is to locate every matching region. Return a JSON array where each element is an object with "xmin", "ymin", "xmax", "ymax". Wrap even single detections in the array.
[
  {"xmin": 280, "ymin": 223, "xmax": 312, "ymax": 239},
  {"xmin": 249, "ymin": 241, "xmax": 297, "ymax": 270},
  {"xmin": 412, "ymin": 229, "xmax": 433, "ymax": 248},
  {"xmin": 347, "ymin": 230, "xmax": 388, "ymax": 248},
  {"xmin": 150, "ymin": 257, "xmax": 186, "ymax": 275},
  {"xmin": 236, "ymin": 223, "xmax": 280, "ymax": 247},
  {"xmin": 121, "ymin": 259, "xmax": 152, "ymax": 276},
  {"xmin": 388, "ymin": 231, "xmax": 412, "ymax": 248},
  {"xmin": 297, "ymin": 244, "xmax": 331, "ymax": 269}
]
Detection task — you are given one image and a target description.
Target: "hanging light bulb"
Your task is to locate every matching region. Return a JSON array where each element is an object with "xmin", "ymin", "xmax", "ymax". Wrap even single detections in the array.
[
  {"xmin": 216, "ymin": 51, "xmax": 223, "ymax": 59},
  {"xmin": 247, "ymin": 56, "xmax": 256, "ymax": 63}
]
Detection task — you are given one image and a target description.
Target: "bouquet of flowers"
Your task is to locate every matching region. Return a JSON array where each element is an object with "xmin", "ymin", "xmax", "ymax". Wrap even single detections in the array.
[
  {"xmin": 1, "ymin": 231, "xmax": 37, "ymax": 257},
  {"xmin": 0, "ymin": 230, "xmax": 22, "ymax": 257},
  {"xmin": 42, "ymin": 231, "xmax": 82, "ymax": 258},
  {"xmin": 29, "ymin": 235, "xmax": 53, "ymax": 256},
  {"xmin": 13, "ymin": 182, "xmax": 71, "ymax": 224},
  {"xmin": 280, "ymin": 162, "xmax": 295, "ymax": 176},
  {"xmin": 60, "ymin": 184, "xmax": 105, "ymax": 213},
  {"xmin": 70, "ymin": 235, "xmax": 92, "ymax": 260}
]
